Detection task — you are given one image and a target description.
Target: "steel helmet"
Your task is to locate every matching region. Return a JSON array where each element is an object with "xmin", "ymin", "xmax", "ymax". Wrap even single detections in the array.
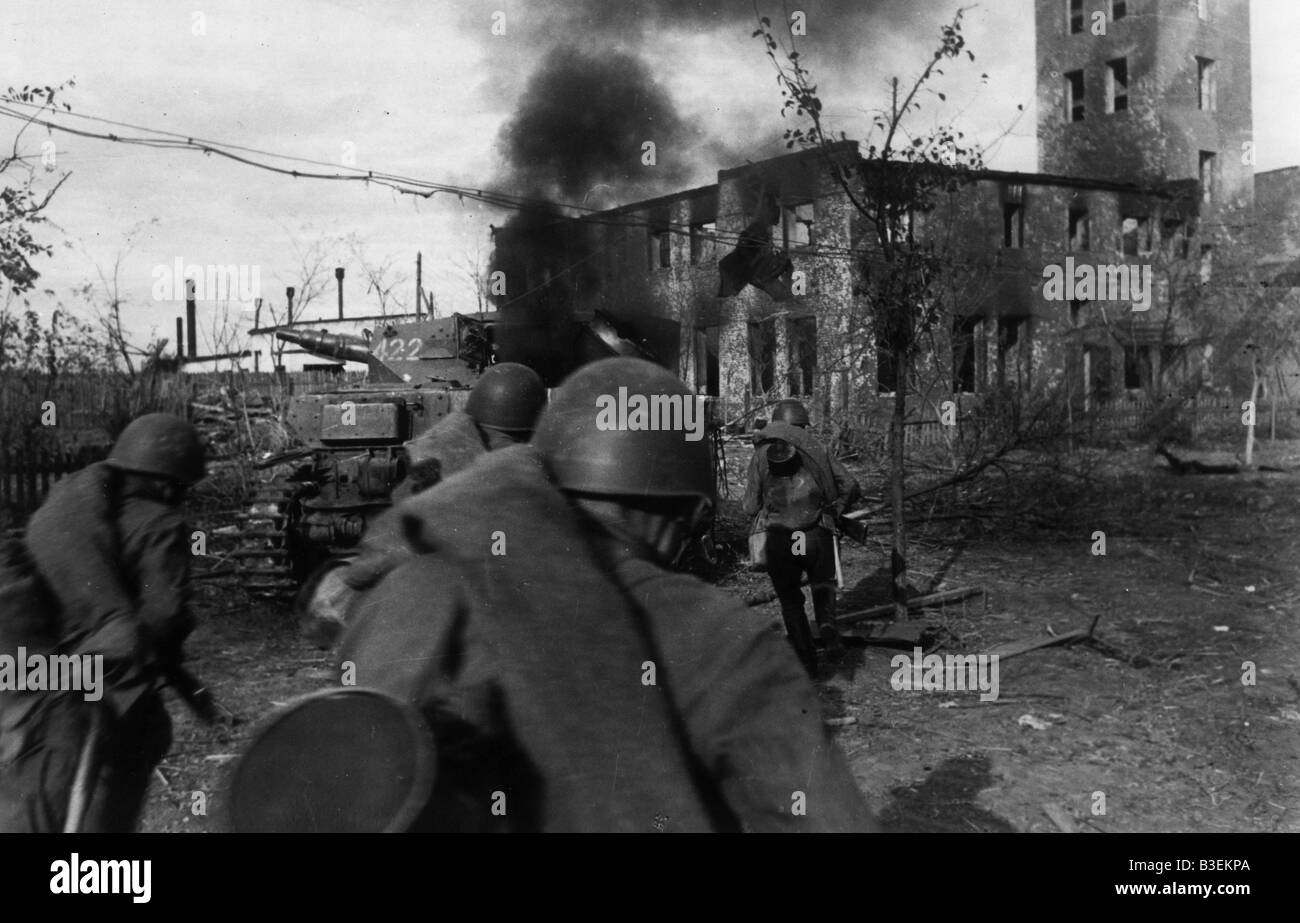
[
  {"xmin": 771, "ymin": 399, "xmax": 810, "ymax": 428},
  {"xmin": 465, "ymin": 362, "xmax": 547, "ymax": 434},
  {"xmin": 532, "ymin": 358, "xmax": 713, "ymax": 500},
  {"xmin": 106, "ymin": 413, "xmax": 207, "ymax": 485}
]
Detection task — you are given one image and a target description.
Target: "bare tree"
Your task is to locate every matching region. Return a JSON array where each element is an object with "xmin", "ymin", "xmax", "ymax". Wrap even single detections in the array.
[
  {"xmin": 756, "ymin": 9, "xmax": 1013, "ymax": 617},
  {"xmin": 454, "ymin": 239, "xmax": 494, "ymax": 316},
  {"xmin": 264, "ymin": 227, "xmax": 344, "ymax": 369},
  {"xmin": 343, "ymin": 233, "xmax": 411, "ymax": 317},
  {"xmin": 75, "ymin": 219, "xmax": 162, "ymax": 377}
]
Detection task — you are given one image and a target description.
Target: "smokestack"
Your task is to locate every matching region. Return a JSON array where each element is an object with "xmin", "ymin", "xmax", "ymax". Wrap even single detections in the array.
[
  {"xmin": 176, "ymin": 317, "xmax": 184, "ymax": 361},
  {"xmin": 286, "ymin": 286, "xmax": 296, "ymax": 325},
  {"xmin": 335, "ymin": 267, "xmax": 345, "ymax": 320},
  {"xmin": 185, "ymin": 278, "xmax": 197, "ymax": 360}
]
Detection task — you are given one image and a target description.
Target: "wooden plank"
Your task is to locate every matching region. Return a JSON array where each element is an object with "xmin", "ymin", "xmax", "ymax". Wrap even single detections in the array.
[
  {"xmin": 835, "ymin": 586, "xmax": 983, "ymax": 627},
  {"xmin": 982, "ymin": 628, "xmax": 1090, "ymax": 661}
]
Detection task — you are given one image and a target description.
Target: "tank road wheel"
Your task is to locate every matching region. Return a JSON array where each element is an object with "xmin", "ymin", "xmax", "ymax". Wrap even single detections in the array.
[{"xmin": 233, "ymin": 470, "xmax": 304, "ymax": 599}]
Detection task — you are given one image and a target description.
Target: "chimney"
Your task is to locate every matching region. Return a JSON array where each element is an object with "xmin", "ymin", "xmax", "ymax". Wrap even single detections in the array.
[
  {"xmin": 185, "ymin": 278, "xmax": 197, "ymax": 359},
  {"xmin": 176, "ymin": 317, "xmax": 184, "ymax": 361},
  {"xmin": 335, "ymin": 266, "xmax": 345, "ymax": 320}
]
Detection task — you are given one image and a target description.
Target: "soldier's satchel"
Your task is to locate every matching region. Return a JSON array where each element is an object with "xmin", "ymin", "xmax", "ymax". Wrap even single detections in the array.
[{"xmin": 748, "ymin": 512, "xmax": 768, "ymax": 570}]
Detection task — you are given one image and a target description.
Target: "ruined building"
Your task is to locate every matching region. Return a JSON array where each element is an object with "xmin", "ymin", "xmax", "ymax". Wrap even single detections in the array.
[{"xmin": 493, "ymin": 0, "xmax": 1296, "ymax": 429}]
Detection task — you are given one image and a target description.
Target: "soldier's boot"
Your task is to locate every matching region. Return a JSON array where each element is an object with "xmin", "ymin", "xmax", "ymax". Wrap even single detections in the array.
[
  {"xmin": 812, "ymin": 586, "xmax": 844, "ymax": 657},
  {"xmin": 777, "ymin": 596, "xmax": 818, "ymax": 677}
]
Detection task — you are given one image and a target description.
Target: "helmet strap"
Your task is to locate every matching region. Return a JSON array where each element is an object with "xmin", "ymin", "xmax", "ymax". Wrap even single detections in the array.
[{"xmin": 571, "ymin": 495, "xmax": 706, "ymax": 568}]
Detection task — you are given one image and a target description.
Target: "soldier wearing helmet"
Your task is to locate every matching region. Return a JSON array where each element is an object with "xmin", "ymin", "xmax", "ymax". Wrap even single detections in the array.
[
  {"xmin": 395, "ymin": 362, "xmax": 546, "ymax": 498},
  {"xmin": 0, "ymin": 414, "xmax": 206, "ymax": 832},
  {"xmin": 744, "ymin": 399, "xmax": 860, "ymax": 674},
  {"xmin": 316, "ymin": 359, "xmax": 876, "ymax": 832}
]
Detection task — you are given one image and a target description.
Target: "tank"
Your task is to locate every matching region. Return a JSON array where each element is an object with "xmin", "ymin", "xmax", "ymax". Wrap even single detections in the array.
[{"xmin": 237, "ymin": 309, "xmax": 673, "ymax": 595}]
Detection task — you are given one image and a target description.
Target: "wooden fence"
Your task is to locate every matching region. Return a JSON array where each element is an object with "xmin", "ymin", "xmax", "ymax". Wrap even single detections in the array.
[{"xmin": 0, "ymin": 443, "xmax": 109, "ymax": 522}]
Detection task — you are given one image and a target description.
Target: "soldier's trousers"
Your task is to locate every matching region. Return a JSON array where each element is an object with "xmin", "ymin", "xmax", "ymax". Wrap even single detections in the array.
[
  {"xmin": 765, "ymin": 524, "xmax": 837, "ymax": 669},
  {"xmin": 0, "ymin": 691, "xmax": 171, "ymax": 832}
]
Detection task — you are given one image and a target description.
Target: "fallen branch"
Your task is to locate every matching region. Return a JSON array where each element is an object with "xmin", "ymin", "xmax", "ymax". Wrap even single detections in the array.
[{"xmin": 835, "ymin": 586, "xmax": 982, "ymax": 627}]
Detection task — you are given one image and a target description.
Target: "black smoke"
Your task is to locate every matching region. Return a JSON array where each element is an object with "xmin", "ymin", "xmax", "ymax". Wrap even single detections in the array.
[{"xmin": 497, "ymin": 45, "xmax": 696, "ymax": 207}]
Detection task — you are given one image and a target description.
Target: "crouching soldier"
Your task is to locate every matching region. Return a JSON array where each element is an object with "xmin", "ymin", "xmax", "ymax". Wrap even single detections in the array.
[
  {"xmin": 0, "ymin": 413, "xmax": 207, "ymax": 832},
  {"xmin": 744, "ymin": 399, "xmax": 860, "ymax": 675},
  {"xmin": 394, "ymin": 361, "xmax": 546, "ymax": 498},
  {"xmin": 240, "ymin": 359, "xmax": 878, "ymax": 832}
]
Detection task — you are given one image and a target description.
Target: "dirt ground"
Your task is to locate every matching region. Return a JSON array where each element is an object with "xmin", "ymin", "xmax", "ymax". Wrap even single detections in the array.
[{"xmin": 143, "ymin": 442, "xmax": 1300, "ymax": 833}]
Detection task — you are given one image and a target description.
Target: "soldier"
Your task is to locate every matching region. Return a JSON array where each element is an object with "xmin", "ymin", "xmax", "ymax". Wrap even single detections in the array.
[
  {"xmin": 301, "ymin": 361, "xmax": 547, "ymax": 645},
  {"xmin": 744, "ymin": 399, "xmax": 860, "ymax": 675},
  {"xmin": 395, "ymin": 361, "xmax": 546, "ymax": 498},
  {"xmin": 324, "ymin": 358, "xmax": 876, "ymax": 832},
  {"xmin": 0, "ymin": 413, "xmax": 206, "ymax": 832}
]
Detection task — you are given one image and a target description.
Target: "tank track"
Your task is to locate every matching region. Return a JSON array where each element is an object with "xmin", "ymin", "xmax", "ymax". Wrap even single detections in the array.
[{"xmin": 229, "ymin": 469, "xmax": 302, "ymax": 599}]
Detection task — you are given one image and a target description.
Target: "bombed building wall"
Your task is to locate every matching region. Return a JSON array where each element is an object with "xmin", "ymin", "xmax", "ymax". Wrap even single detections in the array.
[
  {"xmin": 709, "ymin": 148, "xmax": 863, "ymax": 428},
  {"xmin": 1036, "ymin": 0, "xmax": 1253, "ymax": 218}
]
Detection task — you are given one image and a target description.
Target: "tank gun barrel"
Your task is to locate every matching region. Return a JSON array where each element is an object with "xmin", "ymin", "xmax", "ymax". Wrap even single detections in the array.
[{"xmin": 276, "ymin": 329, "xmax": 374, "ymax": 365}]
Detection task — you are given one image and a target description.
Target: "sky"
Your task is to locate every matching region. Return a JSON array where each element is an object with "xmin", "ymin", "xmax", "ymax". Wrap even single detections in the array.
[{"xmin": 2, "ymin": 0, "xmax": 1298, "ymax": 367}]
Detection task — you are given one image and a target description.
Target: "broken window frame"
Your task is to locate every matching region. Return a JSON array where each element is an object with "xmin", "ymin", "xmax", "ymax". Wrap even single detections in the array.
[
  {"xmin": 772, "ymin": 201, "xmax": 814, "ymax": 251},
  {"xmin": 648, "ymin": 227, "xmax": 672, "ymax": 271},
  {"xmin": 1196, "ymin": 57, "xmax": 1216, "ymax": 112},
  {"xmin": 1069, "ymin": 206, "xmax": 1092, "ymax": 251},
  {"xmin": 952, "ymin": 315, "xmax": 981, "ymax": 394},
  {"xmin": 1069, "ymin": 0, "xmax": 1084, "ymax": 33},
  {"xmin": 785, "ymin": 316, "xmax": 818, "ymax": 398},
  {"xmin": 1003, "ymin": 203, "xmax": 1025, "ymax": 249},
  {"xmin": 1123, "ymin": 344, "xmax": 1153, "ymax": 390},
  {"xmin": 1120, "ymin": 215, "xmax": 1152, "ymax": 256},
  {"xmin": 689, "ymin": 221, "xmax": 716, "ymax": 265},
  {"xmin": 748, "ymin": 318, "xmax": 777, "ymax": 396},
  {"xmin": 1106, "ymin": 57, "xmax": 1129, "ymax": 113},
  {"xmin": 1065, "ymin": 70, "xmax": 1086, "ymax": 122},
  {"xmin": 1199, "ymin": 150, "xmax": 1216, "ymax": 204}
]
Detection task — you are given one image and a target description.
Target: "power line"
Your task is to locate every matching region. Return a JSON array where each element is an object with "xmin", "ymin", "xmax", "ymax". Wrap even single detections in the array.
[
  {"xmin": 0, "ymin": 97, "xmax": 870, "ymax": 259},
  {"xmin": 3, "ymin": 99, "xmax": 1269, "ymax": 285}
]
